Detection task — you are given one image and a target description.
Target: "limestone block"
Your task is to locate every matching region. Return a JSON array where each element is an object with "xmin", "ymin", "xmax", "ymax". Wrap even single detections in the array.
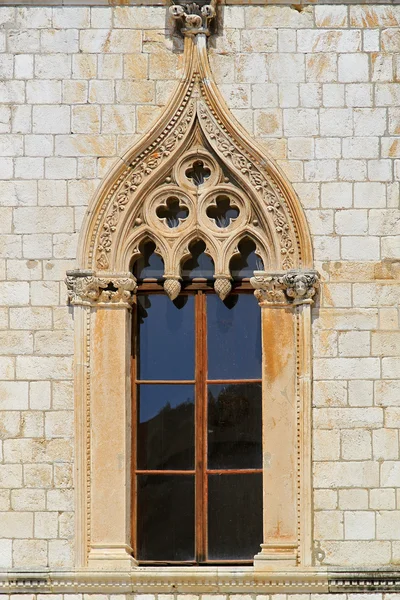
[
  {"xmin": 314, "ymin": 511, "xmax": 344, "ymax": 540},
  {"xmin": 14, "ymin": 207, "xmax": 73, "ymax": 235},
  {"xmin": 342, "ymin": 236, "xmax": 380, "ymax": 261},
  {"xmin": 379, "ymin": 308, "xmax": 399, "ymax": 330},
  {"xmin": 47, "ymin": 489, "xmax": 74, "ymax": 511},
  {"xmin": 114, "ymin": 6, "xmax": 166, "ymax": 29},
  {"xmin": 314, "ymin": 461, "xmax": 379, "ymax": 488},
  {"xmin": 0, "ymin": 540, "xmax": 12, "ymax": 569},
  {"xmin": 376, "ymin": 511, "xmax": 400, "ymax": 540},
  {"xmin": 335, "ymin": 210, "xmax": 368, "ymax": 235},
  {"xmin": 314, "ymin": 408, "xmax": 383, "ymax": 429},
  {"xmin": 315, "ymin": 6, "xmax": 348, "ymax": 28},
  {"xmin": 341, "ymin": 429, "xmax": 372, "ymax": 460},
  {"xmin": 236, "ymin": 54, "xmax": 267, "ymax": 83},
  {"xmin": 98, "ymin": 55, "xmax": 123, "ymax": 80},
  {"xmin": 314, "ymin": 489, "xmax": 338, "ymax": 510},
  {"xmin": 241, "ymin": 30, "xmax": 277, "ymax": 53},
  {"xmin": 13, "ymin": 539, "xmax": 47, "ymax": 568},
  {"xmin": 368, "ymin": 159, "xmax": 392, "ymax": 182},
  {"xmin": 323, "ymin": 84, "xmax": 344, "ymax": 107},
  {"xmin": 370, "ymin": 489, "xmax": 396, "ymax": 510},
  {"xmin": 338, "ymin": 331, "xmax": 371, "ymax": 357},
  {"xmin": 372, "ymin": 331, "xmax": 400, "ymax": 357},
  {"xmin": 45, "ymin": 158, "xmax": 77, "ymax": 180},
  {"xmin": 91, "ymin": 7, "xmax": 112, "ymax": 29},
  {"xmin": 24, "ymin": 464, "xmax": 52, "ymax": 488},
  {"xmin": 8, "ymin": 30, "xmax": 40, "ymax": 54},
  {"xmin": 16, "ymin": 356, "xmax": 72, "ymax": 380},
  {"xmin": 0, "ymin": 283, "xmax": 29, "ymax": 307},
  {"xmin": 300, "ymin": 83, "xmax": 322, "ymax": 107},
  {"xmin": 382, "ymin": 236, "xmax": 400, "ymax": 259},
  {"xmin": 34, "ymin": 512, "xmax": 58, "ymax": 539},
  {"xmin": 11, "ymin": 489, "xmax": 45, "ymax": 511},
  {"xmin": 313, "ymin": 236, "xmax": 340, "ymax": 261},
  {"xmin": 313, "ymin": 429, "xmax": 340, "ymax": 460},
  {"xmin": 33, "ymin": 106, "xmax": 70, "ymax": 135},
  {"xmin": 12, "ymin": 106, "xmax": 33, "ymax": 134},
  {"xmin": 306, "ymin": 54, "xmax": 337, "ymax": 83},
  {"xmin": 298, "ymin": 30, "xmax": 361, "ymax": 53},
  {"xmin": 348, "ymin": 380, "xmax": 374, "ymax": 407},
  {"xmin": 245, "ymin": 6, "xmax": 313, "ymax": 29},
  {"xmin": 339, "ymin": 159, "xmax": 367, "ymax": 182},
  {"xmin": 80, "ymin": 30, "xmax": 141, "ymax": 54},
  {"xmin": 16, "ymin": 7, "xmax": 51, "ymax": 28},
  {"xmin": 0, "ymin": 55, "xmax": 14, "ymax": 80},
  {"xmin": 88, "ymin": 80, "xmax": 114, "ymax": 104},
  {"xmin": 376, "ymin": 83, "xmax": 400, "ymax": 106},
  {"xmin": 305, "ymin": 160, "xmax": 336, "ymax": 182},
  {"xmin": 14, "ymin": 54, "xmax": 33, "ymax": 80},
  {"xmin": 339, "ymin": 489, "xmax": 369, "ymax": 510},
  {"xmin": 344, "ymin": 511, "xmax": 375, "ymax": 540},
  {"xmin": 35, "ymin": 55, "xmax": 71, "ymax": 80},
  {"xmin": 354, "ymin": 108, "xmax": 387, "ymax": 136},
  {"xmin": 63, "ymin": 81, "xmax": 88, "ymax": 104},
  {"xmin": 15, "ymin": 158, "xmax": 44, "ymax": 180},
  {"xmin": 371, "ymin": 53, "xmax": 393, "ymax": 82},
  {"xmin": 41, "ymin": 29, "xmax": 79, "ymax": 54},
  {"xmin": 255, "ymin": 109, "xmax": 282, "ymax": 137},
  {"xmin": 58, "ymin": 511, "xmax": 74, "ymax": 539},
  {"xmin": 372, "ymin": 429, "xmax": 399, "ymax": 460},
  {"xmin": 313, "ymin": 380, "xmax": 347, "ymax": 408},
  {"xmin": 343, "ymin": 137, "xmax": 379, "ymax": 160},
  {"xmin": 53, "ymin": 7, "xmax": 90, "ymax": 29},
  {"xmin": 350, "ymin": 5, "xmax": 400, "ymax": 27},
  {"xmin": 363, "ymin": 30, "xmax": 380, "ymax": 52},
  {"xmin": 381, "ymin": 461, "xmax": 400, "ymax": 487},
  {"xmin": 314, "ymin": 357, "xmax": 380, "ymax": 379},
  {"xmin": 348, "ymin": 85, "xmax": 373, "ymax": 109},
  {"xmin": 0, "ymin": 511, "xmax": 32, "ymax": 537},
  {"xmin": 48, "ymin": 539, "xmax": 73, "ymax": 568},
  {"xmin": 323, "ymin": 540, "xmax": 391, "ymax": 566},
  {"xmin": 102, "ymin": 106, "xmax": 136, "ymax": 134}
]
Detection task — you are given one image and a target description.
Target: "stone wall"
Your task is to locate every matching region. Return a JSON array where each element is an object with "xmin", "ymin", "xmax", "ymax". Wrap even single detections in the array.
[{"xmin": 0, "ymin": 3, "xmax": 399, "ymax": 572}]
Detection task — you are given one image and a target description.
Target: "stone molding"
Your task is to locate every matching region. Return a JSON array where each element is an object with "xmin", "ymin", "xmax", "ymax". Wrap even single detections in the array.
[
  {"xmin": 251, "ymin": 269, "xmax": 320, "ymax": 306},
  {"xmin": 2, "ymin": 1, "xmax": 399, "ymax": 5},
  {"xmin": 65, "ymin": 269, "xmax": 137, "ymax": 306},
  {"xmin": 4, "ymin": 569, "xmax": 400, "ymax": 594}
]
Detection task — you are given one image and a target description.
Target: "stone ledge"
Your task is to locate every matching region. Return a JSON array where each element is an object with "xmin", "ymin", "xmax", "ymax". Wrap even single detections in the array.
[
  {"xmin": 2, "ymin": 0, "xmax": 400, "ymax": 5},
  {"xmin": 3, "ymin": 569, "xmax": 400, "ymax": 594}
]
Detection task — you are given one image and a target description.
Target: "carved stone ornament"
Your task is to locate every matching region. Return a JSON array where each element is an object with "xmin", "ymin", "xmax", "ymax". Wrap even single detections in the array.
[
  {"xmin": 250, "ymin": 269, "xmax": 319, "ymax": 305},
  {"xmin": 77, "ymin": 1, "xmax": 314, "ymax": 304},
  {"xmin": 66, "ymin": 269, "xmax": 137, "ymax": 306},
  {"xmin": 170, "ymin": 0, "xmax": 216, "ymax": 37}
]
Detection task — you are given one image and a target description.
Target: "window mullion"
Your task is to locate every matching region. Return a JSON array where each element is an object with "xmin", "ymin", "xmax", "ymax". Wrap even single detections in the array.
[{"xmin": 195, "ymin": 291, "xmax": 207, "ymax": 563}]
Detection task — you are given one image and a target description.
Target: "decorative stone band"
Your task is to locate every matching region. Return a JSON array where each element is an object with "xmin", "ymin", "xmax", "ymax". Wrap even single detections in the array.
[
  {"xmin": 250, "ymin": 269, "xmax": 319, "ymax": 306},
  {"xmin": 66, "ymin": 269, "xmax": 137, "ymax": 307},
  {"xmin": 169, "ymin": 0, "xmax": 216, "ymax": 37}
]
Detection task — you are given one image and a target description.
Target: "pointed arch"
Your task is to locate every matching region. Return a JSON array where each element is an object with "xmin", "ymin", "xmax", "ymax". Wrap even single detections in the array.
[{"xmin": 76, "ymin": 35, "xmax": 313, "ymax": 278}]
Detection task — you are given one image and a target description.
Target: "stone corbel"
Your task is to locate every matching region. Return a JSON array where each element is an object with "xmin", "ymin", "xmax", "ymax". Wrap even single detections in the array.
[
  {"xmin": 66, "ymin": 269, "xmax": 137, "ymax": 307},
  {"xmin": 169, "ymin": 0, "xmax": 216, "ymax": 37},
  {"xmin": 250, "ymin": 269, "xmax": 319, "ymax": 306}
]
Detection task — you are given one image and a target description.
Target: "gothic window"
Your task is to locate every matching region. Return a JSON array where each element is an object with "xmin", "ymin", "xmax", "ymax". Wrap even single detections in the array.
[{"xmin": 132, "ymin": 249, "xmax": 263, "ymax": 564}]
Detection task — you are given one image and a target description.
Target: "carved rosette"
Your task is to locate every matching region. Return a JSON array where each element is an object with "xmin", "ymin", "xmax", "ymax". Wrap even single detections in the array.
[
  {"xmin": 66, "ymin": 270, "xmax": 137, "ymax": 307},
  {"xmin": 250, "ymin": 270, "xmax": 319, "ymax": 306}
]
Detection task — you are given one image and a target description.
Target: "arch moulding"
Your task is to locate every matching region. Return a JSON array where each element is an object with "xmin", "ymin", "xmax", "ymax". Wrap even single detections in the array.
[{"xmin": 66, "ymin": 0, "xmax": 319, "ymax": 575}]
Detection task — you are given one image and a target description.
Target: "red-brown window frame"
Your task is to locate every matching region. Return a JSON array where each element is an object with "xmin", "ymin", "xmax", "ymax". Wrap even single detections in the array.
[{"xmin": 131, "ymin": 280, "xmax": 262, "ymax": 565}]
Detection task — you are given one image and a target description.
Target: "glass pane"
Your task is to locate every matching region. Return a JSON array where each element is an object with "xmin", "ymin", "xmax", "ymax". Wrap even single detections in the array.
[
  {"xmin": 208, "ymin": 383, "xmax": 262, "ymax": 469},
  {"xmin": 208, "ymin": 473, "xmax": 262, "ymax": 560},
  {"xmin": 137, "ymin": 294, "xmax": 194, "ymax": 380},
  {"xmin": 137, "ymin": 474, "xmax": 195, "ymax": 562},
  {"xmin": 230, "ymin": 239, "xmax": 264, "ymax": 279},
  {"xmin": 182, "ymin": 240, "xmax": 214, "ymax": 280},
  {"xmin": 137, "ymin": 384, "xmax": 195, "ymax": 470},
  {"xmin": 207, "ymin": 294, "xmax": 261, "ymax": 380},
  {"xmin": 134, "ymin": 241, "xmax": 164, "ymax": 281}
]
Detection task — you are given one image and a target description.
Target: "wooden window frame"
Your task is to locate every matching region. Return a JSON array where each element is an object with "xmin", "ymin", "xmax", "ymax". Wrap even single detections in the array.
[{"xmin": 131, "ymin": 282, "xmax": 262, "ymax": 566}]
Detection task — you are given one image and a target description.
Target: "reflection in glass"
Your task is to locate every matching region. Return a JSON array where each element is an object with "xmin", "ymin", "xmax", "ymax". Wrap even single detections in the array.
[
  {"xmin": 208, "ymin": 473, "xmax": 262, "ymax": 560},
  {"xmin": 137, "ymin": 294, "xmax": 194, "ymax": 380},
  {"xmin": 134, "ymin": 241, "xmax": 165, "ymax": 281},
  {"xmin": 182, "ymin": 240, "xmax": 214, "ymax": 280},
  {"xmin": 230, "ymin": 238, "xmax": 264, "ymax": 279},
  {"xmin": 137, "ymin": 384, "xmax": 195, "ymax": 470},
  {"xmin": 207, "ymin": 294, "xmax": 261, "ymax": 379},
  {"xmin": 137, "ymin": 474, "xmax": 195, "ymax": 561},
  {"xmin": 208, "ymin": 383, "xmax": 262, "ymax": 470}
]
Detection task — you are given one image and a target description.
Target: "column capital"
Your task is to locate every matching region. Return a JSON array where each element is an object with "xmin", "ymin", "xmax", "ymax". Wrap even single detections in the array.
[
  {"xmin": 169, "ymin": 0, "xmax": 216, "ymax": 37},
  {"xmin": 65, "ymin": 269, "xmax": 137, "ymax": 307},
  {"xmin": 250, "ymin": 269, "xmax": 319, "ymax": 307}
]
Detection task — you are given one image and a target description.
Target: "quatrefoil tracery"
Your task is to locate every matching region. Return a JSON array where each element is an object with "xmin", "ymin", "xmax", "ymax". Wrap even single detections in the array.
[
  {"xmin": 185, "ymin": 160, "xmax": 211, "ymax": 186},
  {"xmin": 206, "ymin": 195, "xmax": 239, "ymax": 229},
  {"xmin": 156, "ymin": 196, "xmax": 189, "ymax": 229}
]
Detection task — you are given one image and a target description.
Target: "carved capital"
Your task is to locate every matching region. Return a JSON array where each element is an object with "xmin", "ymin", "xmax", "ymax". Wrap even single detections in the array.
[
  {"xmin": 66, "ymin": 270, "xmax": 137, "ymax": 307},
  {"xmin": 170, "ymin": 0, "xmax": 216, "ymax": 37},
  {"xmin": 250, "ymin": 270, "xmax": 319, "ymax": 306}
]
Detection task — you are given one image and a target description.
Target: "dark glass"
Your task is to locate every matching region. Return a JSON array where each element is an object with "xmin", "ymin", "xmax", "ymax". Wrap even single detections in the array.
[
  {"xmin": 230, "ymin": 239, "xmax": 264, "ymax": 279},
  {"xmin": 134, "ymin": 241, "xmax": 165, "ymax": 281},
  {"xmin": 207, "ymin": 294, "xmax": 261, "ymax": 380},
  {"xmin": 207, "ymin": 383, "xmax": 262, "ymax": 469},
  {"xmin": 207, "ymin": 473, "xmax": 262, "ymax": 560},
  {"xmin": 156, "ymin": 197, "xmax": 189, "ymax": 229},
  {"xmin": 137, "ymin": 474, "xmax": 195, "ymax": 561},
  {"xmin": 137, "ymin": 384, "xmax": 195, "ymax": 470},
  {"xmin": 206, "ymin": 195, "xmax": 239, "ymax": 229},
  {"xmin": 137, "ymin": 294, "xmax": 194, "ymax": 380},
  {"xmin": 182, "ymin": 240, "xmax": 214, "ymax": 280}
]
